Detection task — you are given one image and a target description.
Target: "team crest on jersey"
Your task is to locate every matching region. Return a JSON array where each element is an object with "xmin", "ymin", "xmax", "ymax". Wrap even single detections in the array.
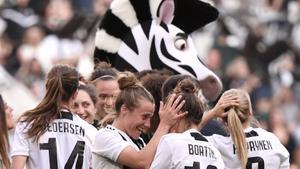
[{"xmin": 94, "ymin": 0, "xmax": 222, "ymax": 100}]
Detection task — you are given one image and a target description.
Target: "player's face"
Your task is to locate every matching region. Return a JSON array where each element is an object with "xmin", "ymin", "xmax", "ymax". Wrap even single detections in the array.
[
  {"xmin": 95, "ymin": 80, "xmax": 119, "ymax": 118},
  {"xmin": 72, "ymin": 90, "xmax": 97, "ymax": 124},
  {"xmin": 123, "ymin": 99, "xmax": 154, "ymax": 139},
  {"xmin": 5, "ymin": 102, "xmax": 14, "ymax": 129}
]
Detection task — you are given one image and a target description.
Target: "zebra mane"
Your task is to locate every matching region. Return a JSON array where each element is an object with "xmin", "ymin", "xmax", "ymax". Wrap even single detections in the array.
[{"xmin": 94, "ymin": 0, "xmax": 219, "ymax": 68}]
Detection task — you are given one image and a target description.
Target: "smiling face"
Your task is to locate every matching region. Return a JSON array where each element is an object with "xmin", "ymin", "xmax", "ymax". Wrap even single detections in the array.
[
  {"xmin": 122, "ymin": 98, "xmax": 154, "ymax": 139},
  {"xmin": 94, "ymin": 79, "xmax": 120, "ymax": 119},
  {"xmin": 72, "ymin": 90, "xmax": 97, "ymax": 124}
]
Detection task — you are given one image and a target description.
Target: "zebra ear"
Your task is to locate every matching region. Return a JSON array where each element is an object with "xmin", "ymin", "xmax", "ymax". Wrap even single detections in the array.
[{"xmin": 157, "ymin": 0, "xmax": 175, "ymax": 24}]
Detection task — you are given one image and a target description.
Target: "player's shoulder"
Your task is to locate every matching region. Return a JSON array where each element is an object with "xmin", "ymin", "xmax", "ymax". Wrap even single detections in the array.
[
  {"xmin": 95, "ymin": 125, "xmax": 123, "ymax": 140},
  {"xmin": 252, "ymin": 127, "xmax": 277, "ymax": 138},
  {"xmin": 161, "ymin": 129, "xmax": 208, "ymax": 143},
  {"xmin": 162, "ymin": 129, "xmax": 197, "ymax": 140},
  {"xmin": 73, "ymin": 114, "xmax": 97, "ymax": 130},
  {"xmin": 247, "ymin": 127, "xmax": 282, "ymax": 144},
  {"xmin": 15, "ymin": 121, "xmax": 31, "ymax": 133}
]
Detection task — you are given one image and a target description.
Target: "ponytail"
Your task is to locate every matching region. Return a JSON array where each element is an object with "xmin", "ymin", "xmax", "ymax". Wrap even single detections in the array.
[
  {"xmin": 19, "ymin": 65, "xmax": 79, "ymax": 142},
  {"xmin": 227, "ymin": 108, "xmax": 248, "ymax": 168}
]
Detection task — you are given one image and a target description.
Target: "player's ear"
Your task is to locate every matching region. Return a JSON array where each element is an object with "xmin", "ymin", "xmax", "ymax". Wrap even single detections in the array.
[{"xmin": 120, "ymin": 104, "xmax": 129, "ymax": 114}]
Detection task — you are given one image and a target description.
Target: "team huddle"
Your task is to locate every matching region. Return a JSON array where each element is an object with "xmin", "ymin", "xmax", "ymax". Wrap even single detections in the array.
[
  {"xmin": 2, "ymin": 0, "xmax": 291, "ymax": 168},
  {"xmin": 7, "ymin": 64, "xmax": 289, "ymax": 169}
]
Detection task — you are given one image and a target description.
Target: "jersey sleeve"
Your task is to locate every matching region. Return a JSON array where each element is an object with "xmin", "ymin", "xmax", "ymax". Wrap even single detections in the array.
[
  {"xmin": 271, "ymin": 134, "xmax": 290, "ymax": 169},
  {"xmin": 149, "ymin": 136, "xmax": 172, "ymax": 169},
  {"xmin": 82, "ymin": 121, "xmax": 98, "ymax": 168},
  {"xmin": 211, "ymin": 146, "xmax": 225, "ymax": 168},
  {"xmin": 205, "ymin": 134, "xmax": 224, "ymax": 150},
  {"xmin": 11, "ymin": 122, "xmax": 30, "ymax": 157},
  {"xmin": 92, "ymin": 129, "xmax": 132, "ymax": 162}
]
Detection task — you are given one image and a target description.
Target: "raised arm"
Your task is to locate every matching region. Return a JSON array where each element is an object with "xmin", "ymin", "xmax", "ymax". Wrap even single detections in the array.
[{"xmin": 199, "ymin": 93, "xmax": 239, "ymax": 130}]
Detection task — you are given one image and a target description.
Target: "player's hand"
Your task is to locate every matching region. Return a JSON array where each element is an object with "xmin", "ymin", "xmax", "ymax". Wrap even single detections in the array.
[
  {"xmin": 158, "ymin": 94, "xmax": 187, "ymax": 128},
  {"xmin": 210, "ymin": 93, "xmax": 239, "ymax": 118}
]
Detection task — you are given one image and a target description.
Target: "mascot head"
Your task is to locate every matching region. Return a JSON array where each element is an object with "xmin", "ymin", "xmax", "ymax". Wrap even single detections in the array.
[{"xmin": 94, "ymin": 0, "xmax": 222, "ymax": 101}]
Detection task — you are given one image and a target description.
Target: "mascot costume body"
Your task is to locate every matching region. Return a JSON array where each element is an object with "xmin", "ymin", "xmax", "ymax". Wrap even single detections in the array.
[{"xmin": 94, "ymin": 0, "xmax": 222, "ymax": 100}]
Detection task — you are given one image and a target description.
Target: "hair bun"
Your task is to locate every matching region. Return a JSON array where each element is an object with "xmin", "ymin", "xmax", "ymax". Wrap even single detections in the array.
[
  {"xmin": 174, "ymin": 79, "xmax": 197, "ymax": 94},
  {"xmin": 118, "ymin": 72, "xmax": 139, "ymax": 90}
]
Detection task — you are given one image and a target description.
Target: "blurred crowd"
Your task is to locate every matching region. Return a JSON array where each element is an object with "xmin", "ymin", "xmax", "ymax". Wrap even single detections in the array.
[{"xmin": 1, "ymin": 0, "xmax": 300, "ymax": 167}]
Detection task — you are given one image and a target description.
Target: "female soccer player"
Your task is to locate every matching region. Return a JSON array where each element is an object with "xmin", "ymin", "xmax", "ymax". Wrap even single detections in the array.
[
  {"xmin": 11, "ymin": 64, "xmax": 97, "ymax": 169},
  {"xmin": 92, "ymin": 72, "xmax": 186, "ymax": 169},
  {"xmin": 206, "ymin": 89, "xmax": 290, "ymax": 169},
  {"xmin": 150, "ymin": 79, "xmax": 225, "ymax": 169},
  {"xmin": 72, "ymin": 84, "xmax": 98, "ymax": 127}
]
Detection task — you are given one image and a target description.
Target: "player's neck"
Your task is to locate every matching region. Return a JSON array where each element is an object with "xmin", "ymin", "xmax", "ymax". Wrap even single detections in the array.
[
  {"xmin": 112, "ymin": 118, "xmax": 126, "ymax": 134},
  {"xmin": 61, "ymin": 101, "xmax": 72, "ymax": 112},
  {"xmin": 242, "ymin": 119, "xmax": 251, "ymax": 129}
]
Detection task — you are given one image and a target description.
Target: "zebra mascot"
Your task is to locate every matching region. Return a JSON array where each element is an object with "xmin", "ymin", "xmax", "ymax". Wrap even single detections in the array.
[{"xmin": 94, "ymin": 0, "xmax": 222, "ymax": 101}]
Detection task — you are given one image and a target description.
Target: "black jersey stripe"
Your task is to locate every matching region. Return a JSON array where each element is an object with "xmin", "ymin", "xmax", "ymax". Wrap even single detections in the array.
[
  {"xmin": 245, "ymin": 130, "xmax": 259, "ymax": 138},
  {"xmin": 190, "ymin": 132, "xmax": 208, "ymax": 142},
  {"xmin": 58, "ymin": 111, "xmax": 73, "ymax": 120}
]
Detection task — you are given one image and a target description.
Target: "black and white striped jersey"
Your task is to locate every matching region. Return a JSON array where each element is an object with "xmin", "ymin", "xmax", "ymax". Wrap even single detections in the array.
[
  {"xmin": 150, "ymin": 129, "xmax": 225, "ymax": 169},
  {"xmin": 11, "ymin": 111, "xmax": 97, "ymax": 169},
  {"xmin": 92, "ymin": 125, "xmax": 145, "ymax": 169},
  {"xmin": 206, "ymin": 127, "xmax": 290, "ymax": 169}
]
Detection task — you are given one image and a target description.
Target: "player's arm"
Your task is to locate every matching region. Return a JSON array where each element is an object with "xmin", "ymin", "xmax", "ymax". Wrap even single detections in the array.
[
  {"xmin": 277, "ymin": 138, "xmax": 290, "ymax": 169},
  {"xmin": 199, "ymin": 93, "xmax": 239, "ymax": 130},
  {"xmin": 149, "ymin": 137, "xmax": 172, "ymax": 169},
  {"xmin": 11, "ymin": 155, "xmax": 27, "ymax": 169},
  {"xmin": 10, "ymin": 123, "xmax": 29, "ymax": 169},
  {"xmin": 279, "ymin": 156, "xmax": 290, "ymax": 169},
  {"xmin": 117, "ymin": 123, "xmax": 170, "ymax": 169}
]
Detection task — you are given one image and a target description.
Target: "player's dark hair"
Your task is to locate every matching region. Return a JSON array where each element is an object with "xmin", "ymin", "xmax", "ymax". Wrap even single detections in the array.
[
  {"xmin": 172, "ymin": 79, "xmax": 205, "ymax": 126},
  {"xmin": 138, "ymin": 69, "xmax": 172, "ymax": 138},
  {"xmin": 90, "ymin": 61, "xmax": 118, "ymax": 81},
  {"xmin": 78, "ymin": 84, "xmax": 98, "ymax": 105}
]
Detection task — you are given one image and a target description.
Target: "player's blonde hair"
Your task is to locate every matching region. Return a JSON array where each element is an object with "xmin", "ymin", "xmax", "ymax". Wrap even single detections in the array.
[{"xmin": 224, "ymin": 89, "xmax": 252, "ymax": 168}]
